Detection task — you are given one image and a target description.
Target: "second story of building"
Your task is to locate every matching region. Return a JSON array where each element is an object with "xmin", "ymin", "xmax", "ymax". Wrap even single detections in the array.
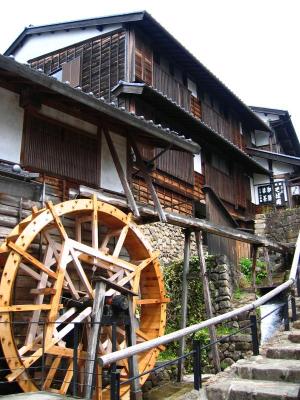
[{"xmin": 4, "ymin": 11, "xmax": 272, "ymax": 224}]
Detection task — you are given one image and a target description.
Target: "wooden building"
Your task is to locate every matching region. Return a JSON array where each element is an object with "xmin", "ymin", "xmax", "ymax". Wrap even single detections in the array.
[
  {"xmin": 249, "ymin": 106, "xmax": 300, "ymax": 209},
  {"xmin": 3, "ymin": 11, "xmax": 276, "ymax": 263}
]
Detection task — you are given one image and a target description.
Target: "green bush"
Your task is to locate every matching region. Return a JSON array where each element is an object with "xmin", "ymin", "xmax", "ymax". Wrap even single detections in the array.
[{"xmin": 239, "ymin": 257, "xmax": 267, "ymax": 285}]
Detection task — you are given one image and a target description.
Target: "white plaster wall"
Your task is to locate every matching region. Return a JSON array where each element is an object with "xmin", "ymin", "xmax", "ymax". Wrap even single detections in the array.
[
  {"xmin": 253, "ymin": 173, "xmax": 270, "ymax": 186},
  {"xmin": 187, "ymin": 78, "xmax": 197, "ymax": 97},
  {"xmin": 194, "ymin": 152, "xmax": 202, "ymax": 173},
  {"xmin": 254, "ymin": 130, "xmax": 270, "ymax": 146},
  {"xmin": 0, "ymin": 87, "xmax": 24, "ymax": 163},
  {"xmin": 13, "ymin": 25, "xmax": 122, "ymax": 63},
  {"xmin": 255, "ymin": 111, "xmax": 280, "ymax": 125},
  {"xmin": 40, "ymin": 105, "xmax": 97, "ymax": 135},
  {"xmin": 253, "ymin": 156, "xmax": 269, "ymax": 170},
  {"xmin": 272, "ymin": 160, "xmax": 294, "ymax": 175},
  {"xmin": 101, "ymin": 131, "xmax": 127, "ymax": 193}
]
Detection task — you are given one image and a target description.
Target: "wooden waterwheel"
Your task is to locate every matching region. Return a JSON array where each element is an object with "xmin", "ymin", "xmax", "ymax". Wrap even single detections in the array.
[{"xmin": 0, "ymin": 197, "xmax": 167, "ymax": 399}]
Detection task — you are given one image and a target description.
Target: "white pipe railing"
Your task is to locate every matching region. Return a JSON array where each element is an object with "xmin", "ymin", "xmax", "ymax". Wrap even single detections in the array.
[{"xmin": 98, "ymin": 231, "xmax": 300, "ymax": 367}]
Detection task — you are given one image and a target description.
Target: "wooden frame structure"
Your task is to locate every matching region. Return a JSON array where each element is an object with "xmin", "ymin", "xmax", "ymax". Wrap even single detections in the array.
[{"xmin": 0, "ymin": 197, "xmax": 168, "ymax": 399}]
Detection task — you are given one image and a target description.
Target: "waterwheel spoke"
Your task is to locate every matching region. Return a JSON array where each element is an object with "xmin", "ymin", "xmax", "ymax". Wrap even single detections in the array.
[{"xmin": 0, "ymin": 198, "xmax": 166, "ymax": 399}]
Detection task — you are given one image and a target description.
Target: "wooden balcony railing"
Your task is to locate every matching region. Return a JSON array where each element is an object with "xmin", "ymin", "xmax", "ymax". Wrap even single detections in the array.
[{"xmin": 153, "ymin": 63, "xmax": 191, "ymax": 112}]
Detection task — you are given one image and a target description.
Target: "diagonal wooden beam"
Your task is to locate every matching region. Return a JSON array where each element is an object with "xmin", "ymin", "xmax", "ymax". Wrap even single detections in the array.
[
  {"xmin": 8, "ymin": 242, "xmax": 58, "ymax": 279},
  {"xmin": 103, "ymin": 127, "xmax": 140, "ymax": 218},
  {"xmin": 128, "ymin": 132, "xmax": 167, "ymax": 222}
]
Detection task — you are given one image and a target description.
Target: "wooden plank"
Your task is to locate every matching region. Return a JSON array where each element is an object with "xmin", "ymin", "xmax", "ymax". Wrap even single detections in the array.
[
  {"xmin": 128, "ymin": 133, "xmax": 167, "ymax": 222},
  {"xmin": 0, "ymin": 304, "xmax": 62, "ymax": 312},
  {"xmin": 103, "ymin": 127, "xmax": 140, "ymax": 218},
  {"xmin": 80, "ymin": 187, "xmax": 286, "ymax": 252},
  {"xmin": 30, "ymin": 288, "xmax": 57, "ymax": 295},
  {"xmin": 84, "ymin": 281, "xmax": 106, "ymax": 399},
  {"xmin": 69, "ymin": 238, "xmax": 136, "ymax": 272},
  {"xmin": 43, "ymin": 356, "xmax": 61, "ymax": 390},
  {"xmin": 69, "ymin": 245, "xmax": 94, "ymax": 298},
  {"xmin": 7, "ymin": 242, "xmax": 58, "ymax": 279},
  {"xmin": 195, "ymin": 231, "xmax": 220, "ymax": 372},
  {"xmin": 178, "ymin": 228, "xmax": 191, "ymax": 382},
  {"xmin": 135, "ymin": 329, "xmax": 165, "ymax": 352},
  {"xmin": 136, "ymin": 298, "xmax": 170, "ymax": 304}
]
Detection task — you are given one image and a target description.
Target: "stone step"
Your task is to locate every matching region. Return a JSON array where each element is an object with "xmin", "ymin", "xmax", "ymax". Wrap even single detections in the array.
[
  {"xmin": 293, "ymin": 320, "xmax": 300, "ymax": 329},
  {"xmin": 265, "ymin": 341, "xmax": 300, "ymax": 360},
  {"xmin": 205, "ymin": 378, "xmax": 300, "ymax": 400},
  {"xmin": 233, "ymin": 356, "xmax": 300, "ymax": 383},
  {"xmin": 289, "ymin": 331, "xmax": 300, "ymax": 343}
]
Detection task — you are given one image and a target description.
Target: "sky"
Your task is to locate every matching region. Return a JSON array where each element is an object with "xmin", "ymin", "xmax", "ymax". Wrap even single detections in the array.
[{"xmin": 0, "ymin": 0, "xmax": 299, "ymax": 135}]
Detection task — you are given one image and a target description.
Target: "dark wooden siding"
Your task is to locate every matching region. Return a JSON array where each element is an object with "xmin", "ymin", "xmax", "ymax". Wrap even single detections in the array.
[
  {"xmin": 22, "ymin": 113, "xmax": 99, "ymax": 186},
  {"xmin": 155, "ymin": 149, "xmax": 194, "ymax": 185},
  {"xmin": 30, "ymin": 30, "xmax": 126, "ymax": 101},
  {"xmin": 205, "ymin": 158, "xmax": 250, "ymax": 209},
  {"xmin": 135, "ymin": 36, "xmax": 153, "ymax": 85}
]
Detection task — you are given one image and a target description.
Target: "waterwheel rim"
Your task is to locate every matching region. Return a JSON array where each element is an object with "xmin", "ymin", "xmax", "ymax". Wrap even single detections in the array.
[{"xmin": 0, "ymin": 198, "xmax": 167, "ymax": 399}]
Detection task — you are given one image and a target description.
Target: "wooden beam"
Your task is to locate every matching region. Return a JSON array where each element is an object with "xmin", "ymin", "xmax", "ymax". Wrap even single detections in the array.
[
  {"xmin": 0, "ymin": 304, "xmax": 62, "ymax": 312},
  {"xmin": 177, "ymin": 229, "xmax": 191, "ymax": 382},
  {"xmin": 195, "ymin": 231, "xmax": 221, "ymax": 372},
  {"xmin": 8, "ymin": 242, "xmax": 58, "ymax": 279},
  {"xmin": 103, "ymin": 127, "xmax": 140, "ymax": 218},
  {"xmin": 79, "ymin": 187, "xmax": 286, "ymax": 253},
  {"xmin": 128, "ymin": 133, "xmax": 167, "ymax": 222}
]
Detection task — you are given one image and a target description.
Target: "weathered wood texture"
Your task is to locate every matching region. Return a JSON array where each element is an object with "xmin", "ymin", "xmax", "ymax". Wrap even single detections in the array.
[
  {"xmin": 23, "ymin": 113, "xmax": 99, "ymax": 186},
  {"xmin": 153, "ymin": 62, "xmax": 191, "ymax": 111},
  {"xmin": 205, "ymin": 160, "xmax": 251, "ymax": 210},
  {"xmin": 30, "ymin": 30, "xmax": 126, "ymax": 101}
]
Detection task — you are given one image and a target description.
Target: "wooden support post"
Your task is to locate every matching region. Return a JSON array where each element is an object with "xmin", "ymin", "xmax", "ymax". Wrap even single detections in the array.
[
  {"xmin": 177, "ymin": 229, "xmax": 191, "ymax": 382},
  {"xmin": 102, "ymin": 127, "xmax": 140, "ymax": 218},
  {"xmin": 195, "ymin": 231, "xmax": 221, "ymax": 373},
  {"xmin": 126, "ymin": 295, "xmax": 142, "ymax": 400},
  {"xmin": 263, "ymin": 247, "xmax": 273, "ymax": 286},
  {"xmin": 84, "ymin": 281, "xmax": 106, "ymax": 400},
  {"xmin": 128, "ymin": 133, "xmax": 167, "ymax": 223},
  {"xmin": 251, "ymin": 245, "xmax": 259, "ymax": 291}
]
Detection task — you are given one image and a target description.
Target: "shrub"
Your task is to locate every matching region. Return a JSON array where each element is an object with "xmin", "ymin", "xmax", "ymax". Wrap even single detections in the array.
[{"xmin": 239, "ymin": 257, "xmax": 267, "ymax": 285}]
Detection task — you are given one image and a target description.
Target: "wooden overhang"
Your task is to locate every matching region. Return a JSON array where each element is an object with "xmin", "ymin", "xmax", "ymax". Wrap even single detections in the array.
[
  {"xmin": 0, "ymin": 55, "xmax": 200, "ymax": 154},
  {"xmin": 5, "ymin": 11, "xmax": 271, "ymax": 134},
  {"xmin": 112, "ymin": 81, "xmax": 270, "ymax": 175},
  {"xmin": 250, "ymin": 106, "xmax": 300, "ymax": 157},
  {"xmin": 247, "ymin": 147, "xmax": 300, "ymax": 167}
]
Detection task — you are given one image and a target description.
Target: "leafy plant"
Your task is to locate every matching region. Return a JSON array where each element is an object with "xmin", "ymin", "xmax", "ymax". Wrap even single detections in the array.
[
  {"xmin": 239, "ymin": 257, "xmax": 267, "ymax": 285},
  {"xmin": 159, "ymin": 256, "xmax": 214, "ymax": 372}
]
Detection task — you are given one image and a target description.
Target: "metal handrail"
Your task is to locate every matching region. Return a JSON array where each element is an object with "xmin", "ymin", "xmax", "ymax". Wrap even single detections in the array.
[{"xmin": 98, "ymin": 231, "xmax": 300, "ymax": 367}]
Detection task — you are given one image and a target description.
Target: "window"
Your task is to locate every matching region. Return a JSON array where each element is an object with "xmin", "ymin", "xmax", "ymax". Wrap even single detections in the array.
[
  {"xmin": 62, "ymin": 57, "xmax": 81, "ymax": 88},
  {"xmin": 22, "ymin": 113, "xmax": 98, "ymax": 186},
  {"xmin": 50, "ymin": 68, "xmax": 62, "ymax": 81},
  {"xmin": 212, "ymin": 154, "xmax": 230, "ymax": 175},
  {"xmin": 135, "ymin": 37, "xmax": 153, "ymax": 85},
  {"xmin": 194, "ymin": 153, "xmax": 202, "ymax": 174}
]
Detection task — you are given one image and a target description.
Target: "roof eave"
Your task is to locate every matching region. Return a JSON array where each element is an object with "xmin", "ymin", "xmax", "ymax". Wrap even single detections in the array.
[{"xmin": 0, "ymin": 55, "xmax": 199, "ymax": 154}]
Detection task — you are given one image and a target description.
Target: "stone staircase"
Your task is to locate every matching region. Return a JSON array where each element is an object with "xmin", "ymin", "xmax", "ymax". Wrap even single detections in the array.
[{"xmin": 201, "ymin": 310, "xmax": 300, "ymax": 399}]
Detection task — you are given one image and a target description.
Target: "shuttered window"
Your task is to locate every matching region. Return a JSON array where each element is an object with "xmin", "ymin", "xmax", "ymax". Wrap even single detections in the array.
[
  {"xmin": 22, "ymin": 114, "xmax": 98, "ymax": 186},
  {"xmin": 62, "ymin": 57, "xmax": 81, "ymax": 88},
  {"xmin": 155, "ymin": 149, "xmax": 194, "ymax": 185},
  {"xmin": 135, "ymin": 36, "xmax": 153, "ymax": 85}
]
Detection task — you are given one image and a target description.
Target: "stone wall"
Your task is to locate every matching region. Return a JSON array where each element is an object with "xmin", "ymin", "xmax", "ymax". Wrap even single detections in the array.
[
  {"xmin": 139, "ymin": 222, "xmax": 198, "ymax": 266},
  {"xmin": 207, "ymin": 256, "xmax": 253, "ymax": 369},
  {"xmin": 255, "ymin": 207, "xmax": 300, "ymax": 244}
]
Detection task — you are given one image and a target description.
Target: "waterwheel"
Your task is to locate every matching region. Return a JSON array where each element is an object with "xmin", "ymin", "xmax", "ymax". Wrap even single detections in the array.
[{"xmin": 0, "ymin": 197, "xmax": 167, "ymax": 399}]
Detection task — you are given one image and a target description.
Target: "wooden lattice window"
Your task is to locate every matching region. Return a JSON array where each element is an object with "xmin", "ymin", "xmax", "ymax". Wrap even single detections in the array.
[
  {"xmin": 135, "ymin": 36, "xmax": 153, "ymax": 85},
  {"xmin": 22, "ymin": 113, "xmax": 99, "ymax": 186},
  {"xmin": 191, "ymin": 95, "xmax": 202, "ymax": 119}
]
